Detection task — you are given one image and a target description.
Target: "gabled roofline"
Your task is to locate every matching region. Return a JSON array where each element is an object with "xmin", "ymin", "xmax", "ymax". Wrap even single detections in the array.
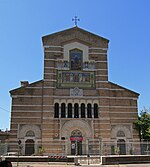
[
  {"xmin": 10, "ymin": 80, "xmax": 43, "ymax": 94},
  {"xmin": 109, "ymin": 81, "xmax": 140, "ymax": 96},
  {"xmin": 42, "ymin": 26, "xmax": 109, "ymax": 43}
]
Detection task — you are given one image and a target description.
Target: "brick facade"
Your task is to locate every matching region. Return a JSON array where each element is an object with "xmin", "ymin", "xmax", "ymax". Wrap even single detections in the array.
[{"xmin": 9, "ymin": 27, "xmax": 140, "ymax": 155}]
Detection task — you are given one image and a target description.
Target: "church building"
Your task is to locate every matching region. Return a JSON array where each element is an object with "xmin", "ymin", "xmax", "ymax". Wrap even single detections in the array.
[{"xmin": 9, "ymin": 26, "xmax": 140, "ymax": 155}]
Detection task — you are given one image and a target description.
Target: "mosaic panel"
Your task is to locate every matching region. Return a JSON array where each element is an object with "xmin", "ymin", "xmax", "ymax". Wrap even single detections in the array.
[
  {"xmin": 57, "ymin": 70, "xmax": 95, "ymax": 88},
  {"xmin": 70, "ymin": 49, "xmax": 82, "ymax": 70}
]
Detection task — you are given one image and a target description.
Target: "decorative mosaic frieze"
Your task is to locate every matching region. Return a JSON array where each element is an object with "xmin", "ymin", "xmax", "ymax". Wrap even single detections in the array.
[{"xmin": 57, "ymin": 70, "xmax": 95, "ymax": 88}]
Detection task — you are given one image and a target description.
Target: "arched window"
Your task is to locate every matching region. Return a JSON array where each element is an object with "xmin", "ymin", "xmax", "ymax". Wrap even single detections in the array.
[
  {"xmin": 71, "ymin": 130, "xmax": 82, "ymax": 137},
  {"xmin": 68, "ymin": 103, "xmax": 72, "ymax": 118},
  {"xmin": 87, "ymin": 103, "xmax": 92, "ymax": 118},
  {"xmin": 94, "ymin": 103, "xmax": 98, "ymax": 118},
  {"xmin": 74, "ymin": 103, "xmax": 79, "ymax": 118},
  {"xmin": 54, "ymin": 103, "xmax": 59, "ymax": 118},
  {"xmin": 117, "ymin": 131, "xmax": 125, "ymax": 137},
  {"xmin": 81, "ymin": 103, "xmax": 85, "ymax": 118},
  {"xmin": 26, "ymin": 130, "xmax": 35, "ymax": 137},
  {"xmin": 61, "ymin": 103, "xmax": 66, "ymax": 118}
]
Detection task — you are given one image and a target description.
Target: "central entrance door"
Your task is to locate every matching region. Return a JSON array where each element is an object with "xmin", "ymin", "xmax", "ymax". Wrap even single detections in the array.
[
  {"xmin": 117, "ymin": 139, "xmax": 126, "ymax": 155},
  {"xmin": 25, "ymin": 139, "xmax": 35, "ymax": 155},
  {"xmin": 70, "ymin": 130, "xmax": 83, "ymax": 155},
  {"xmin": 71, "ymin": 140, "xmax": 82, "ymax": 155}
]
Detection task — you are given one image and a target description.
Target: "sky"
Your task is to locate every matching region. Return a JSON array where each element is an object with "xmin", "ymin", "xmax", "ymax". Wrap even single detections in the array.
[{"xmin": 0, "ymin": 0, "xmax": 150, "ymax": 130}]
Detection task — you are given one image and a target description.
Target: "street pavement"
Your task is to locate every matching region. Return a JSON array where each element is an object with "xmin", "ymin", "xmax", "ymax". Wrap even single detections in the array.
[{"xmin": 11, "ymin": 162, "xmax": 150, "ymax": 167}]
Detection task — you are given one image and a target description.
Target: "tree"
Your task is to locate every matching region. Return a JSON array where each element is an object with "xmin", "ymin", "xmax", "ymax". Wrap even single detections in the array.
[{"xmin": 134, "ymin": 108, "xmax": 150, "ymax": 141}]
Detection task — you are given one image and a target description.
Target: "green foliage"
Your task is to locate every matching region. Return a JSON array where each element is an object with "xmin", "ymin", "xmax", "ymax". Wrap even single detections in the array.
[
  {"xmin": 114, "ymin": 146, "xmax": 120, "ymax": 155},
  {"xmin": 38, "ymin": 146, "xmax": 45, "ymax": 155},
  {"xmin": 111, "ymin": 145, "xmax": 120, "ymax": 155},
  {"xmin": 134, "ymin": 107, "xmax": 150, "ymax": 141}
]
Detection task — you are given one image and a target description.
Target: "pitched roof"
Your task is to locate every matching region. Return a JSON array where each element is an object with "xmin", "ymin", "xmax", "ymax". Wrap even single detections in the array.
[
  {"xmin": 10, "ymin": 80, "xmax": 43, "ymax": 94},
  {"xmin": 42, "ymin": 26, "xmax": 109, "ymax": 42},
  {"xmin": 109, "ymin": 81, "xmax": 140, "ymax": 96}
]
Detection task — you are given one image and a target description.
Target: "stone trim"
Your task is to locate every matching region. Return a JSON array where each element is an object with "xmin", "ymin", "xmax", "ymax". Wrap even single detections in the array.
[
  {"xmin": 44, "ymin": 50, "xmax": 64, "ymax": 53},
  {"xmin": 61, "ymin": 120, "xmax": 93, "ymax": 138},
  {"xmin": 111, "ymin": 125, "xmax": 132, "ymax": 139},
  {"xmin": 89, "ymin": 47, "xmax": 108, "ymax": 51},
  {"xmin": 43, "ymin": 45, "xmax": 63, "ymax": 48},
  {"xmin": 19, "ymin": 124, "xmax": 41, "ymax": 139},
  {"xmin": 89, "ymin": 52, "xmax": 107, "ymax": 55}
]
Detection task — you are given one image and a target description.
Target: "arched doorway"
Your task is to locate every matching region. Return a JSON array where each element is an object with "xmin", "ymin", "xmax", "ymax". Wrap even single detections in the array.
[
  {"xmin": 61, "ymin": 120, "xmax": 93, "ymax": 155},
  {"xmin": 117, "ymin": 139, "xmax": 126, "ymax": 155},
  {"xmin": 116, "ymin": 130, "xmax": 126, "ymax": 155},
  {"xmin": 70, "ymin": 130, "xmax": 83, "ymax": 155},
  {"xmin": 25, "ymin": 139, "xmax": 35, "ymax": 155}
]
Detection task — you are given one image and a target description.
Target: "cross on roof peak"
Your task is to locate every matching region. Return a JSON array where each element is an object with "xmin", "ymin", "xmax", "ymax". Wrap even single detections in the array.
[{"xmin": 72, "ymin": 16, "xmax": 80, "ymax": 27}]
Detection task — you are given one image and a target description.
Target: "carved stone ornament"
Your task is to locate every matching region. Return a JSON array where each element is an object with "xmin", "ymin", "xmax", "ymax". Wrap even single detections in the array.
[{"xmin": 70, "ymin": 87, "xmax": 83, "ymax": 96}]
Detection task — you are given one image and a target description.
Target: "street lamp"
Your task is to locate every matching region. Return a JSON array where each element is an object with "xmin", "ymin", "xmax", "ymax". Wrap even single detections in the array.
[
  {"xmin": 74, "ymin": 140, "xmax": 80, "ymax": 166},
  {"xmin": 87, "ymin": 139, "xmax": 90, "ymax": 165},
  {"xmin": 17, "ymin": 140, "xmax": 22, "ymax": 167}
]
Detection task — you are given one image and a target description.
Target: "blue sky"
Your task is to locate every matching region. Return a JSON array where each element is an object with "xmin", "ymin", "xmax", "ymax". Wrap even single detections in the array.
[{"xmin": 0, "ymin": 0, "xmax": 150, "ymax": 130}]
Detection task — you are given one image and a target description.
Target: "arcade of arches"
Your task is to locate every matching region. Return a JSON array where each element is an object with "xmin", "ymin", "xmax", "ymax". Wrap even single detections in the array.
[{"xmin": 54, "ymin": 103, "xmax": 99, "ymax": 118}]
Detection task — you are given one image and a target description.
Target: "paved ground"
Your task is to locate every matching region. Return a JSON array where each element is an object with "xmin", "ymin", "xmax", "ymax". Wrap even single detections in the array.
[{"xmin": 11, "ymin": 162, "xmax": 150, "ymax": 167}]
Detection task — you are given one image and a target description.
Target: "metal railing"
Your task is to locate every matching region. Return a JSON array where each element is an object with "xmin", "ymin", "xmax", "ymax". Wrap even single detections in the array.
[{"xmin": 0, "ymin": 141, "xmax": 150, "ymax": 156}]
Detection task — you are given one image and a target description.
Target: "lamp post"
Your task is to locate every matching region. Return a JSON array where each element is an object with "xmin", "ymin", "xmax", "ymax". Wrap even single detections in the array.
[
  {"xmin": 74, "ymin": 140, "xmax": 79, "ymax": 166},
  {"xmin": 75, "ymin": 140, "xmax": 78, "ymax": 156},
  {"xmin": 99, "ymin": 138, "xmax": 102, "ymax": 156},
  {"xmin": 17, "ymin": 140, "xmax": 22, "ymax": 167},
  {"xmin": 87, "ymin": 138, "xmax": 90, "ymax": 165}
]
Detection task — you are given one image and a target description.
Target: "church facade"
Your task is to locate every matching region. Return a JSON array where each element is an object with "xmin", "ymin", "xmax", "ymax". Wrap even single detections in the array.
[{"xmin": 9, "ymin": 27, "xmax": 140, "ymax": 155}]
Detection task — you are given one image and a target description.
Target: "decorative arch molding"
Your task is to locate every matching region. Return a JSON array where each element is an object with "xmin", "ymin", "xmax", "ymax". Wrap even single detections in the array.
[
  {"xmin": 61, "ymin": 120, "xmax": 93, "ymax": 138},
  {"xmin": 54, "ymin": 99, "xmax": 99, "ymax": 105},
  {"xmin": 111, "ymin": 125, "xmax": 132, "ymax": 139},
  {"xmin": 63, "ymin": 42, "xmax": 89, "ymax": 62},
  {"xmin": 19, "ymin": 124, "xmax": 41, "ymax": 139}
]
